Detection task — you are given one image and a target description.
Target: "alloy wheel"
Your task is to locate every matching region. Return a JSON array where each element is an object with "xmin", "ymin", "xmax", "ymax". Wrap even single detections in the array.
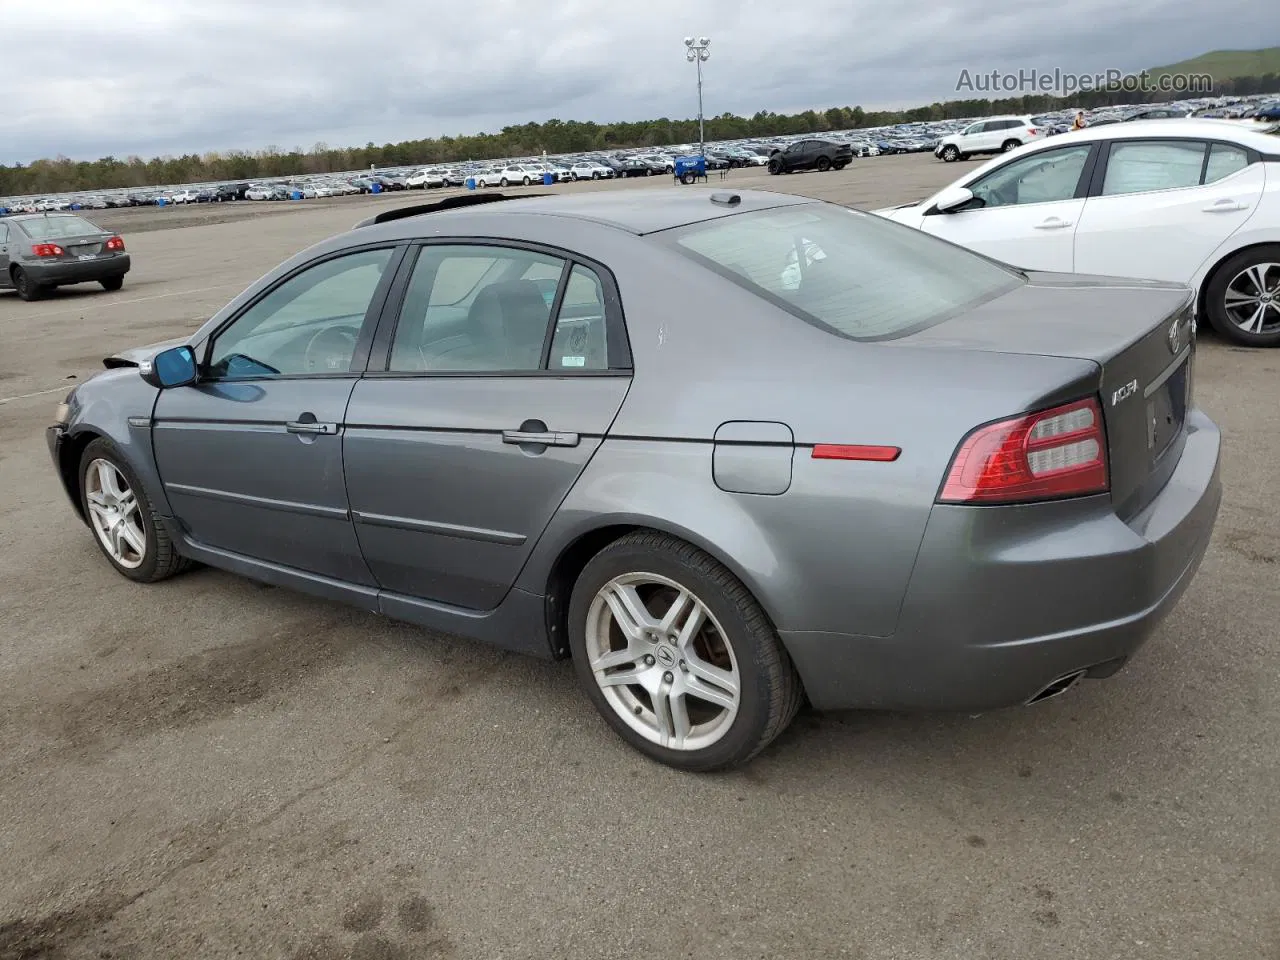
[
  {"xmin": 584, "ymin": 572, "xmax": 740, "ymax": 751},
  {"xmin": 1224, "ymin": 262, "xmax": 1280, "ymax": 335},
  {"xmin": 84, "ymin": 458, "xmax": 146, "ymax": 569}
]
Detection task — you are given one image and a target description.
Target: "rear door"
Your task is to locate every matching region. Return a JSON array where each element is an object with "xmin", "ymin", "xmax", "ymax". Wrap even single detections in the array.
[
  {"xmin": 1073, "ymin": 138, "xmax": 1266, "ymax": 284},
  {"xmin": 920, "ymin": 141, "xmax": 1096, "ymax": 271},
  {"xmin": 343, "ymin": 241, "xmax": 632, "ymax": 611},
  {"xmin": 0, "ymin": 223, "xmax": 10, "ymax": 281}
]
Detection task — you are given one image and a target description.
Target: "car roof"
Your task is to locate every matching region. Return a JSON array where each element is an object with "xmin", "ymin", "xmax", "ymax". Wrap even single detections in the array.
[
  {"xmin": 355, "ymin": 188, "xmax": 814, "ymax": 236},
  {"xmin": 1063, "ymin": 118, "xmax": 1280, "ymax": 152}
]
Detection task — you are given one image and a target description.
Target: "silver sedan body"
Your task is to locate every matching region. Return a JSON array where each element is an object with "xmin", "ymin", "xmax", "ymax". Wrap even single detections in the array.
[{"xmin": 46, "ymin": 189, "xmax": 1222, "ymax": 769}]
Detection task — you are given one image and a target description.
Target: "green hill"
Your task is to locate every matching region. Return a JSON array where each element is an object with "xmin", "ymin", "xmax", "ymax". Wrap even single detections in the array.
[{"xmin": 1146, "ymin": 47, "xmax": 1280, "ymax": 82}]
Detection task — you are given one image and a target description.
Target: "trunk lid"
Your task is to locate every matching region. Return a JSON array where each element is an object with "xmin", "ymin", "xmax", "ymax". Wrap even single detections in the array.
[
  {"xmin": 898, "ymin": 271, "xmax": 1196, "ymax": 517},
  {"xmin": 50, "ymin": 232, "xmax": 107, "ymax": 261}
]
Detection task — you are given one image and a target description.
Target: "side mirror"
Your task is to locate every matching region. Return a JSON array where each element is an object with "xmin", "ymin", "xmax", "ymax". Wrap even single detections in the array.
[
  {"xmin": 933, "ymin": 186, "xmax": 976, "ymax": 214},
  {"xmin": 141, "ymin": 345, "xmax": 198, "ymax": 389}
]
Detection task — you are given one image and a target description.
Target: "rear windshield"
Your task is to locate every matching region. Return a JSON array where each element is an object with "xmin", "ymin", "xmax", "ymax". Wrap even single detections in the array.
[
  {"xmin": 660, "ymin": 204, "xmax": 1022, "ymax": 341},
  {"xmin": 20, "ymin": 215, "xmax": 102, "ymax": 240}
]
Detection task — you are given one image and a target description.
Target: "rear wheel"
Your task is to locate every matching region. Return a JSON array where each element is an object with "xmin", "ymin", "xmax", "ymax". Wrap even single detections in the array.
[
  {"xmin": 833, "ymin": 161, "xmax": 848, "ymax": 170},
  {"xmin": 1002, "ymin": 139, "xmax": 1021, "ymax": 152},
  {"xmin": 78, "ymin": 438, "xmax": 190, "ymax": 583},
  {"xmin": 816, "ymin": 156, "xmax": 832, "ymax": 172},
  {"xmin": 12, "ymin": 266, "xmax": 44, "ymax": 301},
  {"xmin": 100, "ymin": 276, "xmax": 124, "ymax": 292},
  {"xmin": 568, "ymin": 532, "xmax": 803, "ymax": 771},
  {"xmin": 1204, "ymin": 246, "xmax": 1280, "ymax": 347},
  {"xmin": 940, "ymin": 145, "xmax": 960, "ymax": 162}
]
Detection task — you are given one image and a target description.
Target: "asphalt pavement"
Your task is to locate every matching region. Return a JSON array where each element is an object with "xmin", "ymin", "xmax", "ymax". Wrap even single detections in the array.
[{"xmin": 1, "ymin": 153, "xmax": 1276, "ymax": 960}]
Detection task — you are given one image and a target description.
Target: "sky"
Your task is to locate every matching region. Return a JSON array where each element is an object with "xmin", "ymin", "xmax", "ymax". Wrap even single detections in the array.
[{"xmin": 2, "ymin": 0, "xmax": 1272, "ymax": 165}]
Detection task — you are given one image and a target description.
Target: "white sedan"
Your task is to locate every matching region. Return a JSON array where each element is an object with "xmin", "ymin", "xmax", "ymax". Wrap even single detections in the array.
[{"xmin": 877, "ymin": 119, "xmax": 1280, "ymax": 346}]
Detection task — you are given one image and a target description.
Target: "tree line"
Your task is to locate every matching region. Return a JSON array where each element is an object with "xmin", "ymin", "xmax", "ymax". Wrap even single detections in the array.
[{"xmin": 3, "ymin": 73, "xmax": 1277, "ymax": 197}]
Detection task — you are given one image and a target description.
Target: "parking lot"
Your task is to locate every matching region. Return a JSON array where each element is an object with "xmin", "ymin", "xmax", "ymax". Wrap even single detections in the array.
[{"xmin": 1, "ymin": 153, "xmax": 1277, "ymax": 960}]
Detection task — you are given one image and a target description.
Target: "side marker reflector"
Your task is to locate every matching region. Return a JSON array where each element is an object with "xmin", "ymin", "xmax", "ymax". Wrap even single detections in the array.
[{"xmin": 811, "ymin": 444, "xmax": 901, "ymax": 462}]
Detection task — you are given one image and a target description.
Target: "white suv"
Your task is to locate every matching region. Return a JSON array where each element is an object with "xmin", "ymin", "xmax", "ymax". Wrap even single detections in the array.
[{"xmin": 934, "ymin": 117, "xmax": 1045, "ymax": 162}]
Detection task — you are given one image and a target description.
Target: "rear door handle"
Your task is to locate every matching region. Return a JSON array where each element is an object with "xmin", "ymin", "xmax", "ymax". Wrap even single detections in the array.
[
  {"xmin": 502, "ymin": 430, "xmax": 580, "ymax": 447},
  {"xmin": 1202, "ymin": 199, "xmax": 1247, "ymax": 212},
  {"xmin": 286, "ymin": 420, "xmax": 338, "ymax": 435},
  {"xmin": 1034, "ymin": 217, "xmax": 1073, "ymax": 229}
]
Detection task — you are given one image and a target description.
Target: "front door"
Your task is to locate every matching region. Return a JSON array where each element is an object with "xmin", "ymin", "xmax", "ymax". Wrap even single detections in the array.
[
  {"xmin": 343, "ymin": 242, "xmax": 631, "ymax": 610},
  {"xmin": 152, "ymin": 245, "xmax": 402, "ymax": 584},
  {"xmin": 921, "ymin": 141, "xmax": 1096, "ymax": 272},
  {"xmin": 0, "ymin": 223, "xmax": 10, "ymax": 282},
  {"xmin": 1073, "ymin": 138, "xmax": 1266, "ymax": 283}
]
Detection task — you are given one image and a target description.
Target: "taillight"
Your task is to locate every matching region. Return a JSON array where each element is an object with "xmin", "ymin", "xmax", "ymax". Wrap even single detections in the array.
[
  {"xmin": 1028, "ymin": 127, "xmax": 1038, "ymax": 136},
  {"xmin": 32, "ymin": 243, "xmax": 64, "ymax": 257},
  {"xmin": 938, "ymin": 397, "xmax": 1108, "ymax": 504},
  {"xmin": 105, "ymin": 235, "xmax": 125, "ymax": 251}
]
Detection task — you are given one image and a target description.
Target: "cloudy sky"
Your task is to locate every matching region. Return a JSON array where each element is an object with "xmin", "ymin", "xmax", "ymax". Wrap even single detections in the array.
[{"xmin": 3, "ymin": 0, "xmax": 1271, "ymax": 164}]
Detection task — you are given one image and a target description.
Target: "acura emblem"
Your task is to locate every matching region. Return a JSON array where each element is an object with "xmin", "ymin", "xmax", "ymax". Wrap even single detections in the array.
[{"xmin": 1168, "ymin": 320, "xmax": 1181, "ymax": 354}]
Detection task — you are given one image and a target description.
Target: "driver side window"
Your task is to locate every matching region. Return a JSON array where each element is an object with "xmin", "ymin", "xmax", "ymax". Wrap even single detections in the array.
[
  {"xmin": 208, "ymin": 248, "xmax": 394, "ymax": 379},
  {"xmin": 968, "ymin": 144, "xmax": 1092, "ymax": 209}
]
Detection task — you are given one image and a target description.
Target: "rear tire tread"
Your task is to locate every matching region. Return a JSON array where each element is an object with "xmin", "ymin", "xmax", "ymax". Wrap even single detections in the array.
[{"xmin": 575, "ymin": 530, "xmax": 802, "ymax": 770}]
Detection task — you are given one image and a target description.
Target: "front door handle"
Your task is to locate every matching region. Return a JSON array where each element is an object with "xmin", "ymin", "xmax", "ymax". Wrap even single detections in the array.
[
  {"xmin": 286, "ymin": 420, "xmax": 338, "ymax": 435},
  {"xmin": 1202, "ymin": 199, "xmax": 1247, "ymax": 212},
  {"xmin": 502, "ymin": 430, "xmax": 580, "ymax": 447},
  {"xmin": 1034, "ymin": 217, "xmax": 1073, "ymax": 229}
]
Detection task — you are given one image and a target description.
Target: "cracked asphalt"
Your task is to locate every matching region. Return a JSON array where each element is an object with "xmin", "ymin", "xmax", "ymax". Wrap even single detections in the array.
[{"xmin": 1, "ymin": 154, "xmax": 1277, "ymax": 960}]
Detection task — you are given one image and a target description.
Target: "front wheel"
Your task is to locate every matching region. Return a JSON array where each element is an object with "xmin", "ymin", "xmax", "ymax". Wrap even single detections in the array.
[
  {"xmin": 523, "ymin": 176, "xmax": 531, "ymax": 186},
  {"xmin": 592, "ymin": 171, "xmax": 600, "ymax": 180},
  {"xmin": 1204, "ymin": 246, "xmax": 1280, "ymax": 347},
  {"xmin": 100, "ymin": 276, "xmax": 124, "ymax": 292},
  {"xmin": 767, "ymin": 159, "xmax": 783, "ymax": 175},
  {"xmin": 940, "ymin": 145, "xmax": 959, "ymax": 162},
  {"xmin": 568, "ymin": 532, "xmax": 803, "ymax": 771},
  {"xmin": 500, "ymin": 178, "xmax": 509, "ymax": 187},
  {"xmin": 78, "ymin": 438, "xmax": 190, "ymax": 583}
]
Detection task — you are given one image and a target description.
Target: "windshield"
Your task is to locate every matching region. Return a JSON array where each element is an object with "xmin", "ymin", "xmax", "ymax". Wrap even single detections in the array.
[
  {"xmin": 20, "ymin": 215, "xmax": 102, "ymax": 240},
  {"xmin": 660, "ymin": 203, "xmax": 1022, "ymax": 341}
]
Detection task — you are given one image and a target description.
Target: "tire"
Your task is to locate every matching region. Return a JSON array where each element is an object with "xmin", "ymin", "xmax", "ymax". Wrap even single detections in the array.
[
  {"xmin": 78, "ymin": 438, "xmax": 190, "ymax": 583},
  {"xmin": 816, "ymin": 156, "xmax": 832, "ymax": 172},
  {"xmin": 833, "ymin": 161, "xmax": 847, "ymax": 170},
  {"xmin": 1002, "ymin": 139, "xmax": 1021, "ymax": 152},
  {"xmin": 12, "ymin": 266, "xmax": 44, "ymax": 301},
  {"xmin": 1203, "ymin": 245, "xmax": 1280, "ymax": 347},
  {"xmin": 592, "ymin": 171, "xmax": 600, "ymax": 180},
  {"xmin": 940, "ymin": 145, "xmax": 960, "ymax": 162},
  {"xmin": 100, "ymin": 276, "xmax": 124, "ymax": 292},
  {"xmin": 523, "ymin": 176, "xmax": 531, "ymax": 186},
  {"xmin": 500, "ymin": 178, "xmax": 509, "ymax": 187},
  {"xmin": 767, "ymin": 158, "xmax": 783, "ymax": 175},
  {"xmin": 567, "ymin": 531, "xmax": 803, "ymax": 772},
  {"xmin": 681, "ymin": 172, "xmax": 696, "ymax": 185}
]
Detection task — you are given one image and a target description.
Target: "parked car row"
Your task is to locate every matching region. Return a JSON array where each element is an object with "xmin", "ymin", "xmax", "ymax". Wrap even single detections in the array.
[{"xmin": 3, "ymin": 95, "xmax": 1277, "ymax": 214}]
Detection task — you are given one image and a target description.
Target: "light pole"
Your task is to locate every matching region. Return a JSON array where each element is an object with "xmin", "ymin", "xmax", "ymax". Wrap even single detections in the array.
[{"xmin": 684, "ymin": 37, "xmax": 710, "ymax": 157}]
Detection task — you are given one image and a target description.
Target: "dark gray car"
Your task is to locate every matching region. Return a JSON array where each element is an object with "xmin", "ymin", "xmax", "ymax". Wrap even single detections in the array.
[
  {"xmin": 0, "ymin": 212, "xmax": 130, "ymax": 300},
  {"xmin": 46, "ymin": 189, "xmax": 1222, "ymax": 770}
]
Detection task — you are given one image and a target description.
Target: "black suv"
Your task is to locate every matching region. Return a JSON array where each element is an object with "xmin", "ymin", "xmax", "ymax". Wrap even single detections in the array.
[{"xmin": 767, "ymin": 139, "xmax": 853, "ymax": 175}]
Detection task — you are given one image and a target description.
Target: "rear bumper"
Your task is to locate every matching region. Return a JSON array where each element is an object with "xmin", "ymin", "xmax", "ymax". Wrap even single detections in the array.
[
  {"xmin": 25, "ymin": 254, "xmax": 130, "ymax": 285},
  {"xmin": 781, "ymin": 408, "xmax": 1223, "ymax": 711}
]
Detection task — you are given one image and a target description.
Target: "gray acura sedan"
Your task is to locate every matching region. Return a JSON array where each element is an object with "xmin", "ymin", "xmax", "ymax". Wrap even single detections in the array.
[{"xmin": 47, "ymin": 189, "xmax": 1222, "ymax": 770}]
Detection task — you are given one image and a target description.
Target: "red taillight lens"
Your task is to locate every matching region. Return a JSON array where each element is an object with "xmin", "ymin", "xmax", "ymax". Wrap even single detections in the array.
[
  {"xmin": 938, "ymin": 397, "xmax": 1108, "ymax": 504},
  {"xmin": 32, "ymin": 243, "xmax": 64, "ymax": 257},
  {"xmin": 105, "ymin": 235, "xmax": 125, "ymax": 251},
  {"xmin": 1028, "ymin": 127, "xmax": 1038, "ymax": 135}
]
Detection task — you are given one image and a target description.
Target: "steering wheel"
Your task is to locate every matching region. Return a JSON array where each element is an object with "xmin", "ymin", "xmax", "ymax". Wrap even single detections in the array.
[{"xmin": 302, "ymin": 327, "xmax": 357, "ymax": 373}]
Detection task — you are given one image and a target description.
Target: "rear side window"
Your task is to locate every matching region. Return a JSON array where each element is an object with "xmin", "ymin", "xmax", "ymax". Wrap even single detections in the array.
[
  {"xmin": 660, "ymin": 204, "xmax": 1022, "ymax": 342},
  {"xmin": 1101, "ymin": 141, "xmax": 1206, "ymax": 195},
  {"xmin": 1205, "ymin": 143, "xmax": 1250, "ymax": 183}
]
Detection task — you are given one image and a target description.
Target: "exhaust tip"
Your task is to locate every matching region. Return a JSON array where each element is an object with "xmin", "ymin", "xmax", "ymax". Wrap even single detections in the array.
[{"xmin": 1026, "ymin": 670, "xmax": 1087, "ymax": 705}]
